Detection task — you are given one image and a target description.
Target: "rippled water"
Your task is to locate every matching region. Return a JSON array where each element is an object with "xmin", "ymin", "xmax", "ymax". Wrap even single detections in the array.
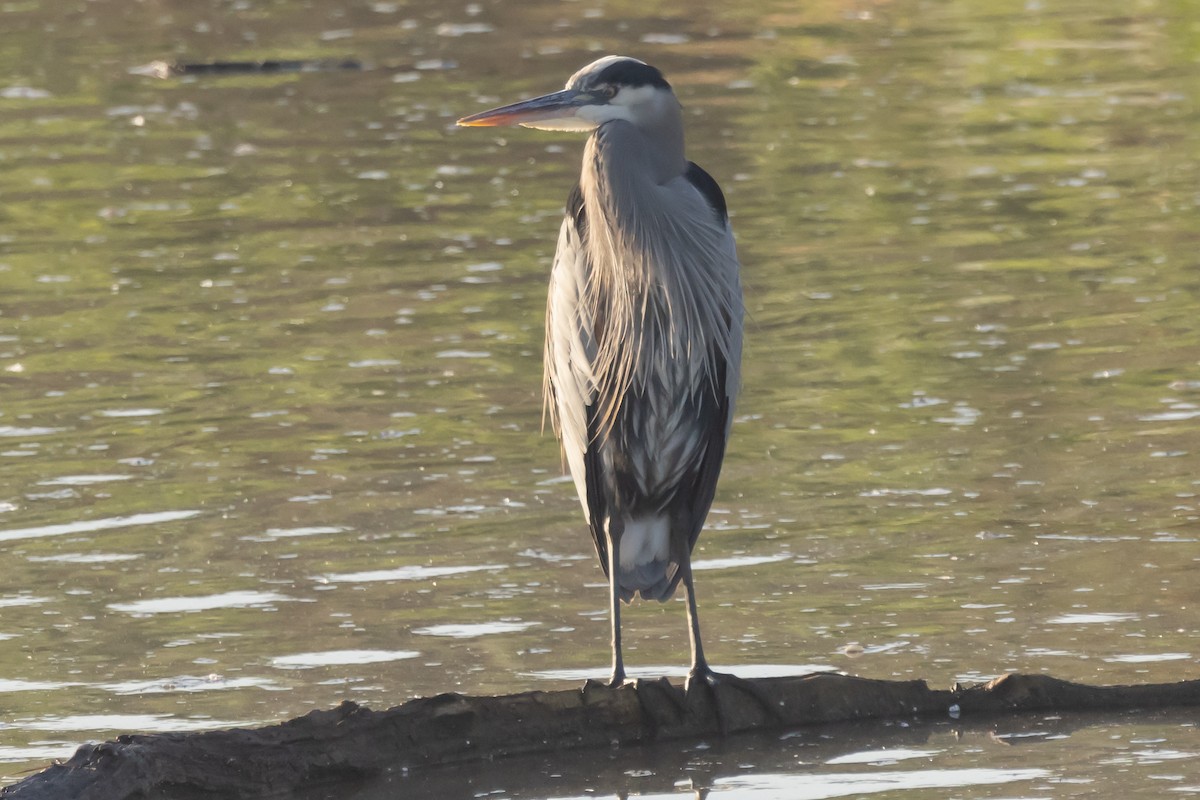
[{"xmin": 2, "ymin": 0, "xmax": 1199, "ymax": 793}]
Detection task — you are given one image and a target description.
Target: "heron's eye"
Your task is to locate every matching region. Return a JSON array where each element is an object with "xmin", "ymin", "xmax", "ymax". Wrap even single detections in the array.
[{"xmin": 599, "ymin": 85, "xmax": 618, "ymax": 100}]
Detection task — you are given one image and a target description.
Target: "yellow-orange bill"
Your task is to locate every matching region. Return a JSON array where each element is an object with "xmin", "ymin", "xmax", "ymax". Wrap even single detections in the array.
[{"xmin": 456, "ymin": 108, "xmax": 528, "ymax": 127}]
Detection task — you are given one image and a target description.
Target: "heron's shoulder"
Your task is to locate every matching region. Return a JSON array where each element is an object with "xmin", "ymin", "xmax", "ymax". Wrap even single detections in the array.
[{"xmin": 683, "ymin": 162, "xmax": 728, "ymax": 225}]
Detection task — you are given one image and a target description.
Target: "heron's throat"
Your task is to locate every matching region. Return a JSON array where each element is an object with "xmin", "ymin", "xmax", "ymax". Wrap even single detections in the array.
[{"xmin": 588, "ymin": 113, "xmax": 686, "ymax": 186}]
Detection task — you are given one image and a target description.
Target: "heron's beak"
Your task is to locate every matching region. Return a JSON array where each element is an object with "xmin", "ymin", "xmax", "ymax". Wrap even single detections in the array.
[{"xmin": 457, "ymin": 89, "xmax": 595, "ymax": 131}]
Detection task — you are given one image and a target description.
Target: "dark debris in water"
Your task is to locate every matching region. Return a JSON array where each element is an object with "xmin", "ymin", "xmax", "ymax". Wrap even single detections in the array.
[
  {"xmin": 130, "ymin": 58, "xmax": 457, "ymax": 79},
  {"xmin": 131, "ymin": 59, "xmax": 366, "ymax": 79}
]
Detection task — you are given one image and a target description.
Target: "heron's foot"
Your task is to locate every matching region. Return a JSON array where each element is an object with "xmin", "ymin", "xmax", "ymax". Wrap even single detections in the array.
[
  {"xmin": 685, "ymin": 665, "xmax": 781, "ymax": 735},
  {"xmin": 582, "ymin": 668, "xmax": 629, "ymax": 693}
]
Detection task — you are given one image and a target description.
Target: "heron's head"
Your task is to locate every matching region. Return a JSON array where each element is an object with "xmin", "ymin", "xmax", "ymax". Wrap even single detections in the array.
[{"xmin": 457, "ymin": 56, "xmax": 678, "ymax": 133}]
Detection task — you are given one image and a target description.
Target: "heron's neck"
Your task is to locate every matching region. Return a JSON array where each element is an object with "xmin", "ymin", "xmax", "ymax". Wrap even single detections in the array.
[{"xmin": 586, "ymin": 115, "xmax": 686, "ymax": 187}]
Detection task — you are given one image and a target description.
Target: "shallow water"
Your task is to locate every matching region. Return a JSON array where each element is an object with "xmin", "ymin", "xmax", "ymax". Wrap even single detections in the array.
[{"xmin": 2, "ymin": 0, "xmax": 1199, "ymax": 792}]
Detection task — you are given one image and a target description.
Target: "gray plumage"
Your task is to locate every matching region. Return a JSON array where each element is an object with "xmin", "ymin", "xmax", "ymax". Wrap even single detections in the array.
[{"xmin": 459, "ymin": 56, "xmax": 744, "ymax": 688}]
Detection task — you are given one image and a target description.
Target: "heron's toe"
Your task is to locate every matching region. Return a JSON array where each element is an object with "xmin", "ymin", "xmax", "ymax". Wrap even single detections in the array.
[{"xmin": 685, "ymin": 666, "xmax": 782, "ymax": 734}]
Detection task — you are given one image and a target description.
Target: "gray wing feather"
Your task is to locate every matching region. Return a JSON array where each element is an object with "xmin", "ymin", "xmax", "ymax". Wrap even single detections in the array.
[
  {"xmin": 544, "ymin": 186, "xmax": 611, "ymax": 572},
  {"xmin": 671, "ymin": 198, "xmax": 741, "ymax": 583}
]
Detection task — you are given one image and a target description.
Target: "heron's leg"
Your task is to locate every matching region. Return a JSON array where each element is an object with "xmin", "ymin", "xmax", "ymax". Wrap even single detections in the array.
[
  {"xmin": 607, "ymin": 519, "xmax": 626, "ymax": 687},
  {"xmin": 681, "ymin": 555, "xmax": 778, "ymax": 732},
  {"xmin": 681, "ymin": 556, "xmax": 710, "ymax": 680}
]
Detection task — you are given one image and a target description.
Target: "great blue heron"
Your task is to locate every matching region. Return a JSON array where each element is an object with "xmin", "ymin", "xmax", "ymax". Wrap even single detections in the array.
[{"xmin": 459, "ymin": 56, "xmax": 745, "ymax": 695}]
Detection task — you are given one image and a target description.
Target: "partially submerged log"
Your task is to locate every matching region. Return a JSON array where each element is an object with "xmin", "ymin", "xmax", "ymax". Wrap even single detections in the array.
[{"xmin": 5, "ymin": 672, "xmax": 1200, "ymax": 800}]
